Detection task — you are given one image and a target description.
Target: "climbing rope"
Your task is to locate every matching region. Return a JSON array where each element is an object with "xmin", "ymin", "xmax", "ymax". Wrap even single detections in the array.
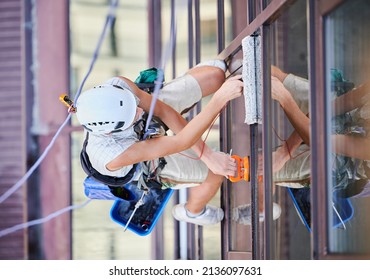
[
  {"xmin": 0, "ymin": 0, "xmax": 186, "ymax": 238},
  {"xmin": 144, "ymin": 0, "xmax": 183, "ymax": 131},
  {"xmin": 0, "ymin": 0, "xmax": 119, "ymax": 237},
  {"xmin": 0, "ymin": 199, "xmax": 92, "ymax": 238},
  {"xmin": 0, "ymin": 0, "xmax": 118, "ymax": 206}
]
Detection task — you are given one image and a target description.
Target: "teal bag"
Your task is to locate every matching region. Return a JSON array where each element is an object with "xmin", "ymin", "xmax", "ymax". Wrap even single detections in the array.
[{"xmin": 135, "ymin": 67, "xmax": 164, "ymax": 93}]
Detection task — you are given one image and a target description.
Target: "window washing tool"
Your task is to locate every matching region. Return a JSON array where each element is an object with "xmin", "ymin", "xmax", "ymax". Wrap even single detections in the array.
[
  {"xmin": 242, "ymin": 31, "xmax": 262, "ymax": 125},
  {"xmin": 229, "ymin": 155, "xmax": 250, "ymax": 182},
  {"xmin": 228, "ymin": 155, "xmax": 262, "ymax": 183},
  {"xmin": 228, "ymin": 31, "xmax": 262, "ymax": 183}
]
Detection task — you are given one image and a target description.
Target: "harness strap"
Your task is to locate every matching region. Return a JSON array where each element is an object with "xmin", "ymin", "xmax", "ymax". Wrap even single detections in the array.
[
  {"xmin": 80, "ymin": 132, "xmax": 137, "ymax": 187},
  {"xmin": 135, "ymin": 82, "xmax": 163, "ymax": 94},
  {"xmin": 80, "ymin": 75, "xmax": 168, "ymax": 196}
]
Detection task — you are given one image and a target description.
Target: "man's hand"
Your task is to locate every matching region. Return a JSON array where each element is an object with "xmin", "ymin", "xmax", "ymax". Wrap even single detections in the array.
[
  {"xmin": 257, "ymin": 144, "xmax": 290, "ymax": 175},
  {"xmin": 271, "ymin": 76, "xmax": 291, "ymax": 106},
  {"xmin": 213, "ymin": 74, "xmax": 244, "ymax": 104},
  {"xmin": 201, "ymin": 146, "xmax": 237, "ymax": 177}
]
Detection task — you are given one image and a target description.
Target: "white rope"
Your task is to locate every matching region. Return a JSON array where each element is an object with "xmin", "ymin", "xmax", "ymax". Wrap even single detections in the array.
[
  {"xmin": 0, "ymin": 0, "xmax": 185, "ymax": 238},
  {"xmin": 0, "ymin": 199, "xmax": 92, "ymax": 238},
  {"xmin": 332, "ymin": 202, "xmax": 347, "ymax": 230},
  {"xmin": 144, "ymin": 0, "xmax": 186, "ymax": 131},
  {"xmin": 0, "ymin": 0, "xmax": 119, "ymax": 238},
  {"xmin": 124, "ymin": 191, "xmax": 147, "ymax": 232},
  {"xmin": 0, "ymin": 116, "xmax": 71, "ymax": 205},
  {"xmin": 0, "ymin": 0, "xmax": 119, "ymax": 205}
]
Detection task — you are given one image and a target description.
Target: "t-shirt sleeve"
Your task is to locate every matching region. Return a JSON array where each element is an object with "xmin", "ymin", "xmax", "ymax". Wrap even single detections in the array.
[{"xmin": 86, "ymin": 135, "xmax": 134, "ymax": 178}]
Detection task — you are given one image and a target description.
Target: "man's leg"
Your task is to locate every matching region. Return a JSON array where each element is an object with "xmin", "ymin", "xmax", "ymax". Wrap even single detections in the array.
[
  {"xmin": 187, "ymin": 61, "xmax": 226, "ymax": 97},
  {"xmin": 232, "ymin": 181, "xmax": 282, "ymax": 225},
  {"xmin": 271, "ymin": 65, "xmax": 288, "ymax": 82},
  {"xmin": 186, "ymin": 171, "xmax": 223, "ymax": 214},
  {"xmin": 272, "ymin": 65, "xmax": 310, "ymax": 116},
  {"xmin": 166, "ymin": 60, "xmax": 227, "ymax": 226},
  {"xmin": 158, "ymin": 60, "xmax": 226, "ymax": 114},
  {"xmin": 178, "ymin": 61, "xmax": 226, "ymax": 224},
  {"xmin": 171, "ymin": 170, "xmax": 225, "ymax": 226}
]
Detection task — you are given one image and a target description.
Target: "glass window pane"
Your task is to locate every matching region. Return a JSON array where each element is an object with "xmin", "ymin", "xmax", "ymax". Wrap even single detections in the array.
[
  {"xmin": 325, "ymin": 0, "xmax": 370, "ymax": 254},
  {"xmin": 270, "ymin": 0, "xmax": 311, "ymax": 259}
]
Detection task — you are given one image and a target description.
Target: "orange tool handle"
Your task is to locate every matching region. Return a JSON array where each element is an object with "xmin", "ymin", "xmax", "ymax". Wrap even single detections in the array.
[{"xmin": 228, "ymin": 155, "xmax": 250, "ymax": 182}]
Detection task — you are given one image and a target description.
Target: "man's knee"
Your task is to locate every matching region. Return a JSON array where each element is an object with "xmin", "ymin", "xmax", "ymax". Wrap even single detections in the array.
[
  {"xmin": 189, "ymin": 67, "xmax": 225, "ymax": 96},
  {"xmin": 204, "ymin": 171, "xmax": 224, "ymax": 187}
]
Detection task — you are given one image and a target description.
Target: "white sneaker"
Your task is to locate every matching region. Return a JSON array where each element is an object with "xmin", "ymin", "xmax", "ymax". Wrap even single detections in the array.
[
  {"xmin": 232, "ymin": 202, "xmax": 282, "ymax": 225},
  {"xmin": 172, "ymin": 203, "xmax": 224, "ymax": 226}
]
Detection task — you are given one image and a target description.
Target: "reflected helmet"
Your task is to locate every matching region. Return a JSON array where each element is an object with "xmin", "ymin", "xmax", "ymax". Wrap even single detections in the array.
[{"xmin": 76, "ymin": 85, "xmax": 138, "ymax": 134}]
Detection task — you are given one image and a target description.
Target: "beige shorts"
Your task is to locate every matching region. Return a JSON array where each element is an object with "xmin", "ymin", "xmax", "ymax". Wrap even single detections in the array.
[
  {"xmin": 283, "ymin": 74, "xmax": 310, "ymax": 115},
  {"xmin": 161, "ymin": 150, "xmax": 209, "ymax": 188},
  {"xmin": 158, "ymin": 73, "xmax": 209, "ymax": 187},
  {"xmin": 273, "ymin": 144, "xmax": 311, "ymax": 188},
  {"xmin": 158, "ymin": 73, "xmax": 202, "ymax": 114},
  {"xmin": 273, "ymin": 75, "xmax": 311, "ymax": 188}
]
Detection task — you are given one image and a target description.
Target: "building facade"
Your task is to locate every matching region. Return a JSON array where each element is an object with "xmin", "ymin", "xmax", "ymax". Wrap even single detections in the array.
[{"xmin": 1, "ymin": 0, "xmax": 370, "ymax": 260}]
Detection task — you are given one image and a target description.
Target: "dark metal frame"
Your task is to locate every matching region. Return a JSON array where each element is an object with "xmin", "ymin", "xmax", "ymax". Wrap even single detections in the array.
[
  {"xmin": 150, "ymin": 0, "xmax": 370, "ymax": 260},
  {"xmin": 310, "ymin": 0, "xmax": 370, "ymax": 260},
  {"xmin": 218, "ymin": 0, "xmax": 295, "ymax": 260},
  {"xmin": 148, "ymin": 0, "xmax": 167, "ymax": 260}
]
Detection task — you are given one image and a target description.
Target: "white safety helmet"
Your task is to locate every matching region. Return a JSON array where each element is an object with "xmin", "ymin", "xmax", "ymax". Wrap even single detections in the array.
[{"xmin": 76, "ymin": 84, "xmax": 138, "ymax": 134}]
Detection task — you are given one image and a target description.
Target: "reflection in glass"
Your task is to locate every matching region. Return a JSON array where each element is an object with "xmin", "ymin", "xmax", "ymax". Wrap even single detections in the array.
[
  {"xmin": 325, "ymin": 0, "xmax": 370, "ymax": 254},
  {"xmin": 269, "ymin": 0, "xmax": 311, "ymax": 259},
  {"xmin": 70, "ymin": 0, "xmax": 232, "ymax": 260}
]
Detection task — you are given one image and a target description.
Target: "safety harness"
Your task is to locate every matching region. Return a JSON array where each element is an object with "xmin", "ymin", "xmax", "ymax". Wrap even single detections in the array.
[{"xmin": 80, "ymin": 68, "xmax": 167, "ymax": 200}]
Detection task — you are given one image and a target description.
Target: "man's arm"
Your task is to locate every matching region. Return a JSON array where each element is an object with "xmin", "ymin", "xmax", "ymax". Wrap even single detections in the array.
[
  {"xmin": 272, "ymin": 75, "xmax": 370, "ymax": 161},
  {"xmin": 333, "ymin": 80, "xmax": 370, "ymax": 117},
  {"xmin": 106, "ymin": 76, "xmax": 243, "ymax": 173},
  {"xmin": 271, "ymin": 76, "xmax": 311, "ymax": 145},
  {"xmin": 332, "ymin": 134, "xmax": 370, "ymax": 160},
  {"xmin": 119, "ymin": 76, "xmax": 237, "ymax": 176},
  {"xmin": 272, "ymin": 130, "xmax": 303, "ymax": 173}
]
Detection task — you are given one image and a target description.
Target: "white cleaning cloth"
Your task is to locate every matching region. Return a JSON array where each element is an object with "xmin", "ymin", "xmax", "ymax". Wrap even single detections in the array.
[{"xmin": 242, "ymin": 34, "xmax": 262, "ymax": 124}]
